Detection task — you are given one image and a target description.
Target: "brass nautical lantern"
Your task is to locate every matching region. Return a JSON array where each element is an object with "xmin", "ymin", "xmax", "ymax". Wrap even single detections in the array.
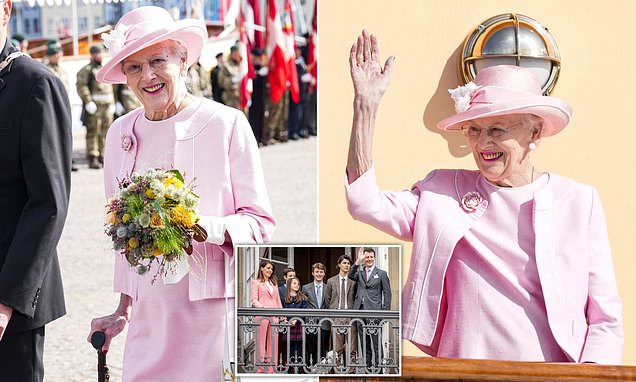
[{"xmin": 460, "ymin": 13, "xmax": 561, "ymax": 95}]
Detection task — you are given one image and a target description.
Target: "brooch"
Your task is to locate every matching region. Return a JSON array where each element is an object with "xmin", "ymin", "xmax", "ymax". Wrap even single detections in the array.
[
  {"xmin": 121, "ymin": 134, "xmax": 133, "ymax": 152},
  {"xmin": 461, "ymin": 191, "xmax": 483, "ymax": 212}
]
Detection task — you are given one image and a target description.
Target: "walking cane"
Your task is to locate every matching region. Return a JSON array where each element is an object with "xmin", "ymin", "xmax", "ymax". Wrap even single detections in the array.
[{"xmin": 91, "ymin": 331, "xmax": 110, "ymax": 382}]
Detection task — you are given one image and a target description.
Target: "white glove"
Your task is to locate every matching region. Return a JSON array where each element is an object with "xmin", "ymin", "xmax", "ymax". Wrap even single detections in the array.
[
  {"xmin": 84, "ymin": 101, "xmax": 97, "ymax": 114},
  {"xmin": 197, "ymin": 215, "xmax": 227, "ymax": 245},
  {"xmin": 257, "ymin": 66, "xmax": 269, "ymax": 76},
  {"xmin": 301, "ymin": 73, "xmax": 313, "ymax": 83},
  {"xmin": 231, "ymin": 75, "xmax": 241, "ymax": 84},
  {"xmin": 115, "ymin": 102, "xmax": 125, "ymax": 116}
]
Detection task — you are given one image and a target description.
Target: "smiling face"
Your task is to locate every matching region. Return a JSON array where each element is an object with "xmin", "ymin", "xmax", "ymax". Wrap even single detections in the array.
[
  {"xmin": 363, "ymin": 250, "xmax": 375, "ymax": 268},
  {"xmin": 463, "ymin": 114, "xmax": 542, "ymax": 187},
  {"xmin": 290, "ymin": 278, "xmax": 300, "ymax": 292},
  {"xmin": 260, "ymin": 263, "xmax": 274, "ymax": 281},
  {"xmin": 122, "ymin": 40, "xmax": 188, "ymax": 119},
  {"xmin": 312, "ymin": 267, "xmax": 325, "ymax": 283}
]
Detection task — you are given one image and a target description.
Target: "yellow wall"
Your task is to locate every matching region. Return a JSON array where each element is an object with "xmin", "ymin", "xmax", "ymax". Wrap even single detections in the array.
[{"xmin": 318, "ymin": 0, "xmax": 636, "ymax": 364}]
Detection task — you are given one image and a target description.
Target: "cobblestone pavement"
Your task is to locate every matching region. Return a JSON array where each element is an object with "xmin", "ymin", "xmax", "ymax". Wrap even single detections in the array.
[{"xmin": 42, "ymin": 133, "xmax": 317, "ymax": 381}]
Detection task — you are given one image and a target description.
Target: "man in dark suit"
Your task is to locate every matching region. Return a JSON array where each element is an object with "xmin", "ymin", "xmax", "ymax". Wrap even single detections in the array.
[
  {"xmin": 348, "ymin": 248, "xmax": 391, "ymax": 369},
  {"xmin": 324, "ymin": 254, "xmax": 357, "ymax": 364},
  {"xmin": 301, "ymin": 262, "xmax": 329, "ymax": 365},
  {"xmin": 278, "ymin": 266, "xmax": 296, "ymax": 302},
  {"xmin": 0, "ymin": 1, "xmax": 72, "ymax": 380}
]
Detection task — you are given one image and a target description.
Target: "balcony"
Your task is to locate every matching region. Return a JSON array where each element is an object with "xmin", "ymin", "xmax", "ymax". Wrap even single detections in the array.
[
  {"xmin": 236, "ymin": 307, "xmax": 400, "ymax": 375},
  {"xmin": 321, "ymin": 356, "xmax": 636, "ymax": 381}
]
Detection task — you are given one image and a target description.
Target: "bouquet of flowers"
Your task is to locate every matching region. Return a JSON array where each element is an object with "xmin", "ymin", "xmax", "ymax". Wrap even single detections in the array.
[{"xmin": 105, "ymin": 168, "xmax": 207, "ymax": 280}]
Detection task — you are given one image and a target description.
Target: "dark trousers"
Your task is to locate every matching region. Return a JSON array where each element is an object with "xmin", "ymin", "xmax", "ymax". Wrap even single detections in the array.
[
  {"xmin": 0, "ymin": 326, "xmax": 45, "ymax": 382},
  {"xmin": 306, "ymin": 328, "xmax": 330, "ymax": 364},
  {"xmin": 357, "ymin": 306, "xmax": 381, "ymax": 369}
]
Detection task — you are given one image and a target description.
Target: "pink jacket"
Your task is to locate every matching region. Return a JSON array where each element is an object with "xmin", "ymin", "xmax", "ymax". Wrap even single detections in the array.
[
  {"xmin": 104, "ymin": 99, "xmax": 275, "ymax": 301},
  {"xmin": 251, "ymin": 279, "xmax": 283, "ymax": 309},
  {"xmin": 346, "ymin": 166, "xmax": 623, "ymax": 364}
]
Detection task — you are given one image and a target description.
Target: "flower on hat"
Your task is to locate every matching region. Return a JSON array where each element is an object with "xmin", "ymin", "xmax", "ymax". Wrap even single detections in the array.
[
  {"xmin": 101, "ymin": 24, "xmax": 129, "ymax": 55},
  {"xmin": 448, "ymin": 81, "xmax": 479, "ymax": 114}
]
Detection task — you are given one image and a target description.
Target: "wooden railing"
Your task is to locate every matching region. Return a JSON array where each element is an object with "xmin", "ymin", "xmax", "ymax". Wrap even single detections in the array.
[{"xmin": 322, "ymin": 356, "xmax": 636, "ymax": 381}]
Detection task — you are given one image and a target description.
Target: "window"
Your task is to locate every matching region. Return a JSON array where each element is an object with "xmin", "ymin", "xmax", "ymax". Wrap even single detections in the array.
[
  {"xmin": 24, "ymin": 19, "xmax": 31, "ymax": 34},
  {"xmin": 34, "ymin": 18, "xmax": 40, "ymax": 34},
  {"xmin": 79, "ymin": 17, "xmax": 87, "ymax": 32}
]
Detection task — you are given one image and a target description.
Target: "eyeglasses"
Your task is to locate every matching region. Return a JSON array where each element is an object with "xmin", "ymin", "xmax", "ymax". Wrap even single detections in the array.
[
  {"xmin": 121, "ymin": 56, "xmax": 171, "ymax": 76},
  {"xmin": 461, "ymin": 124, "xmax": 520, "ymax": 139}
]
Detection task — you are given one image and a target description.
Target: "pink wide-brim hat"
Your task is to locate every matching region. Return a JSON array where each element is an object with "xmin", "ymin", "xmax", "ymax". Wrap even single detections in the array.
[
  {"xmin": 437, "ymin": 65, "xmax": 573, "ymax": 137},
  {"xmin": 96, "ymin": 6, "xmax": 207, "ymax": 84}
]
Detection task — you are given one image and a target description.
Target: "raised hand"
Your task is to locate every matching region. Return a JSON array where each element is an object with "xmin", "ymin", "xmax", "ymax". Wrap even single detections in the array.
[{"xmin": 349, "ymin": 29, "xmax": 395, "ymax": 104}]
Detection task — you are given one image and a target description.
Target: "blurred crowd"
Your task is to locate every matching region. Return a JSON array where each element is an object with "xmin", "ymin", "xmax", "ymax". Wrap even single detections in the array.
[{"xmin": 10, "ymin": 34, "xmax": 317, "ymax": 172}]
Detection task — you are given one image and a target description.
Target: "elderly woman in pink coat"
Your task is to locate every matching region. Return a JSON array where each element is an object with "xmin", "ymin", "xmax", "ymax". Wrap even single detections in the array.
[
  {"xmin": 86, "ymin": 7, "xmax": 275, "ymax": 381},
  {"xmin": 345, "ymin": 30, "xmax": 623, "ymax": 364}
]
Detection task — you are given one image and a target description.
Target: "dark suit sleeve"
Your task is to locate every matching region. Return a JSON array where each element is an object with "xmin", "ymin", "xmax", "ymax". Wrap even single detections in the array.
[
  {"xmin": 381, "ymin": 270, "xmax": 392, "ymax": 310},
  {"xmin": 348, "ymin": 263, "xmax": 360, "ymax": 281},
  {"xmin": 0, "ymin": 74, "xmax": 71, "ymax": 318}
]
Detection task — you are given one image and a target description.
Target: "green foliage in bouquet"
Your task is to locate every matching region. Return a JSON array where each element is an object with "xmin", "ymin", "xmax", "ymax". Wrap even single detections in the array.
[{"xmin": 105, "ymin": 168, "xmax": 206, "ymax": 278}]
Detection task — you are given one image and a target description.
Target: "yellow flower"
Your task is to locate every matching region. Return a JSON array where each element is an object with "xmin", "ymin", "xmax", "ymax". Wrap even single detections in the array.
[
  {"xmin": 164, "ymin": 176, "xmax": 184, "ymax": 189},
  {"xmin": 122, "ymin": 213, "xmax": 131, "ymax": 223},
  {"xmin": 153, "ymin": 248, "xmax": 163, "ymax": 257},
  {"xmin": 128, "ymin": 237, "xmax": 139, "ymax": 249},
  {"xmin": 171, "ymin": 204, "xmax": 195, "ymax": 228},
  {"xmin": 146, "ymin": 189, "xmax": 156, "ymax": 199},
  {"xmin": 150, "ymin": 213, "xmax": 165, "ymax": 228}
]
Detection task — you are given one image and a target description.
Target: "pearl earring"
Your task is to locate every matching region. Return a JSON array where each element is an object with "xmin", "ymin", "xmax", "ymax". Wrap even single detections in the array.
[{"xmin": 529, "ymin": 142, "xmax": 537, "ymax": 151}]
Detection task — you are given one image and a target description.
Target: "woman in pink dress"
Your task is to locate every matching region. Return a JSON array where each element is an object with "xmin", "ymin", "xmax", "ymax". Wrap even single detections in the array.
[
  {"xmin": 86, "ymin": 7, "xmax": 275, "ymax": 381},
  {"xmin": 345, "ymin": 30, "xmax": 623, "ymax": 364},
  {"xmin": 251, "ymin": 259, "xmax": 283, "ymax": 373}
]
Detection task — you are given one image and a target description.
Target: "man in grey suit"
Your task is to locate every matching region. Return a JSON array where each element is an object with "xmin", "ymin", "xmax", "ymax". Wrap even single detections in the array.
[
  {"xmin": 348, "ymin": 247, "xmax": 391, "ymax": 369},
  {"xmin": 324, "ymin": 254, "xmax": 357, "ymax": 364},
  {"xmin": 302, "ymin": 262, "xmax": 329, "ymax": 364}
]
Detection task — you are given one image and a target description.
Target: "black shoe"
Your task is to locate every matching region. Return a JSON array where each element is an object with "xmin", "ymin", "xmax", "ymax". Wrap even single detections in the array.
[{"xmin": 88, "ymin": 156, "xmax": 102, "ymax": 169}]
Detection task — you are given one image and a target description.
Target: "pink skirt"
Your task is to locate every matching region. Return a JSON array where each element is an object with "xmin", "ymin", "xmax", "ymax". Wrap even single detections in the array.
[{"xmin": 122, "ymin": 273, "xmax": 233, "ymax": 382}]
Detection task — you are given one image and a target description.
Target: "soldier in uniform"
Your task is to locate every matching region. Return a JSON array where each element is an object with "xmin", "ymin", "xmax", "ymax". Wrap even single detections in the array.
[
  {"xmin": 44, "ymin": 40, "xmax": 78, "ymax": 172},
  {"xmin": 264, "ymin": 86, "xmax": 289, "ymax": 145},
  {"xmin": 76, "ymin": 44, "xmax": 114, "ymax": 169},
  {"xmin": 210, "ymin": 52, "xmax": 224, "ymax": 103},
  {"xmin": 186, "ymin": 61, "xmax": 212, "ymax": 98},
  {"xmin": 114, "ymin": 84, "xmax": 141, "ymax": 117},
  {"xmin": 218, "ymin": 44, "xmax": 242, "ymax": 110}
]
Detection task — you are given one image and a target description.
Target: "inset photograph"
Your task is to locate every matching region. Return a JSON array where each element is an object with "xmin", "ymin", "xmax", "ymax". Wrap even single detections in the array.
[{"xmin": 235, "ymin": 245, "xmax": 401, "ymax": 376}]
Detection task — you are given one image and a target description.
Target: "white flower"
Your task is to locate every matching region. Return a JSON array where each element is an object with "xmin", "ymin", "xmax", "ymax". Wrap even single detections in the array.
[
  {"xmin": 448, "ymin": 81, "xmax": 479, "ymax": 114},
  {"xmin": 101, "ymin": 24, "xmax": 129, "ymax": 55}
]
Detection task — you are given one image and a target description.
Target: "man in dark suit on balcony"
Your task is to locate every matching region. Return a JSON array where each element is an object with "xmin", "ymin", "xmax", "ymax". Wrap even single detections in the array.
[
  {"xmin": 348, "ymin": 247, "xmax": 391, "ymax": 369},
  {"xmin": 0, "ymin": 1, "xmax": 72, "ymax": 381},
  {"xmin": 324, "ymin": 254, "xmax": 358, "ymax": 364}
]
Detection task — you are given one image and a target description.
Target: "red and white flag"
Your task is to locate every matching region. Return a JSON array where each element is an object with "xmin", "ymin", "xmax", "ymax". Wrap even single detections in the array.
[
  {"xmin": 239, "ymin": 24, "xmax": 254, "ymax": 109},
  {"xmin": 283, "ymin": 0, "xmax": 300, "ymax": 103},
  {"xmin": 266, "ymin": 0, "xmax": 299, "ymax": 103},
  {"xmin": 244, "ymin": 0, "xmax": 263, "ymax": 49},
  {"xmin": 306, "ymin": 0, "xmax": 317, "ymax": 90}
]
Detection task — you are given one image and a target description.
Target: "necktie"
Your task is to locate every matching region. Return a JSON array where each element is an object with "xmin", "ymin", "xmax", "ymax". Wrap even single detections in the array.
[
  {"xmin": 366, "ymin": 267, "xmax": 371, "ymax": 281},
  {"xmin": 316, "ymin": 284, "xmax": 322, "ymax": 308},
  {"xmin": 339, "ymin": 278, "xmax": 346, "ymax": 309}
]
